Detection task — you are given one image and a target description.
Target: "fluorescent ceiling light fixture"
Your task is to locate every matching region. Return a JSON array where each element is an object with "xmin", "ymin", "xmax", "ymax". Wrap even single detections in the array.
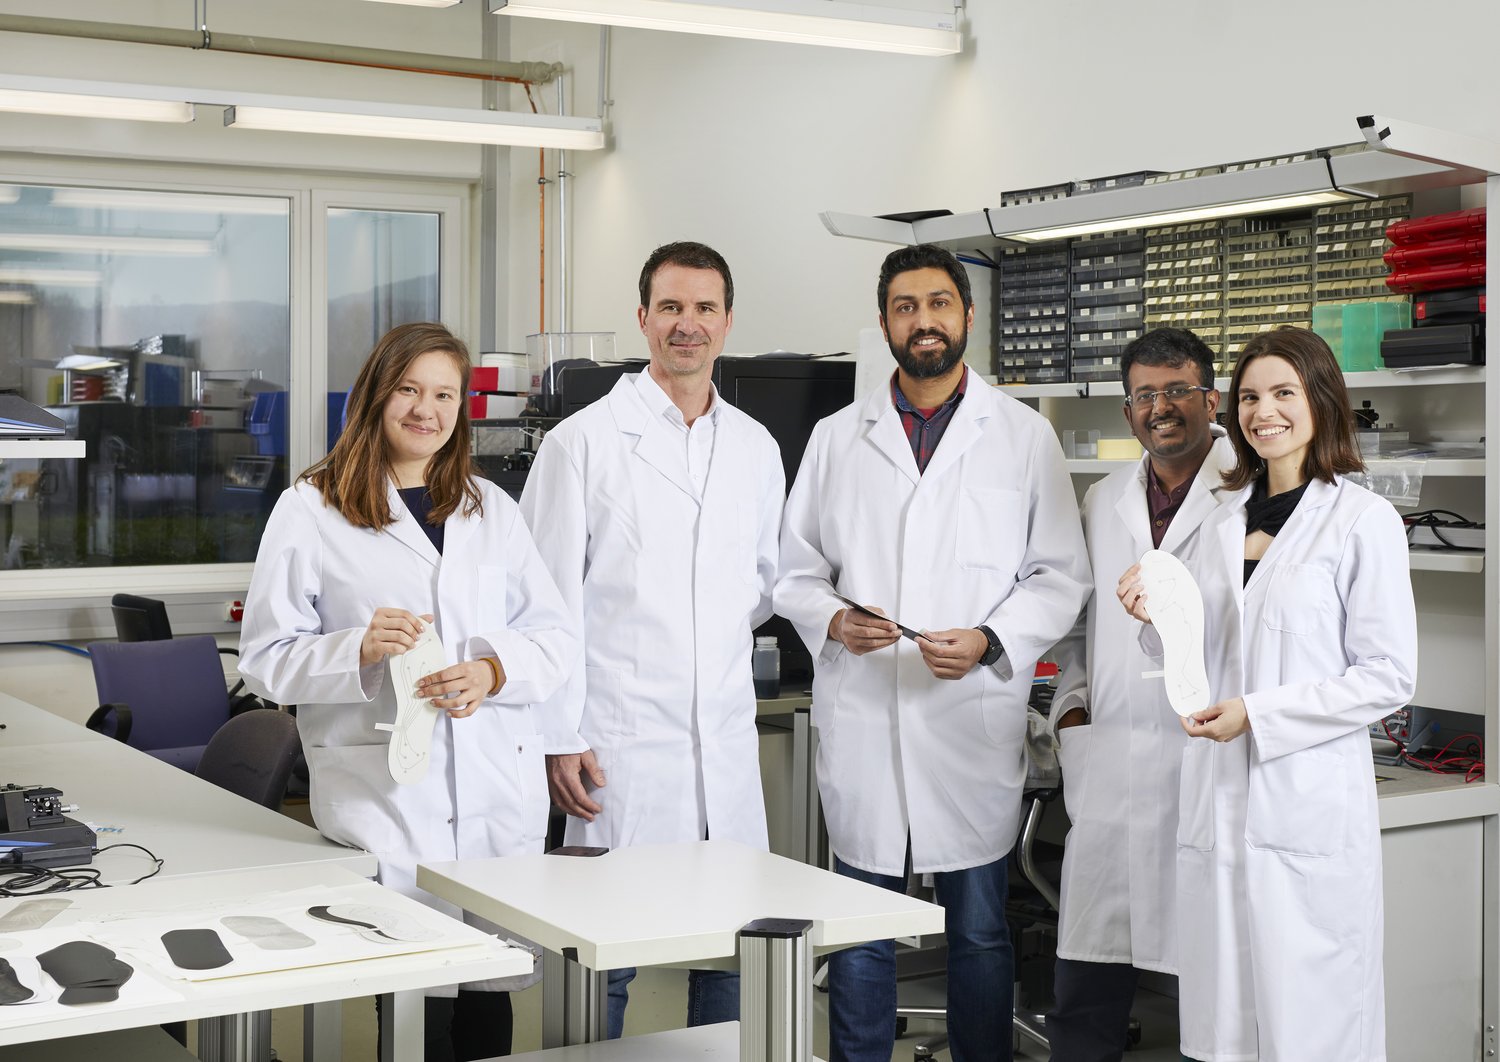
[
  {"xmin": 364, "ymin": 0, "xmax": 462, "ymax": 5},
  {"xmin": 0, "ymin": 186, "xmax": 18, "ymax": 206},
  {"xmin": 0, "ymin": 267, "xmax": 101, "ymax": 287},
  {"xmin": 0, "ymin": 291, "xmax": 35, "ymax": 306},
  {"xmin": 0, "ymin": 233, "xmax": 214, "ymax": 256},
  {"xmin": 224, "ymin": 95, "xmax": 605, "ymax": 149},
  {"xmin": 0, "ymin": 74, "xmax": 193, "ymax": 124},
  {"xmin": 1001, "ymin": 190, "xmax": 1357, "ymax": 243},
  {"xmin": 50, "ymin": 189, "xmax": 288, "ymax": 216},
  {"xmin": 490, "ymin": 0, "xmax": 961, "ymax": 56}
]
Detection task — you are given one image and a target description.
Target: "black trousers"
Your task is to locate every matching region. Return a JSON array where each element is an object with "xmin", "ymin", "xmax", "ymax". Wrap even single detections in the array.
[
  {"xmin": 376, "ymin": 989, "xmax": 515, "ymax": 1061},
  {"xmin": 1045, "ymin": 958, "xmax": 1138, "ymax": 1062}
]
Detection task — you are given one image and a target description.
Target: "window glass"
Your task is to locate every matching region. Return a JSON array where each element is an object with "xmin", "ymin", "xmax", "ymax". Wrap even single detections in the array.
[
  {"xmin": 0, "ymin": 184, "xmax": 290, "ymax": 568},
  {"xmin": 326, "ymin": 207, "xmax": 440, "ymax": 407}
]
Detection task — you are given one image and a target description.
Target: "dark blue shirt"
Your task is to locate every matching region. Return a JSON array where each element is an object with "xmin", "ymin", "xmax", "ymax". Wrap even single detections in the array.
[{"xmin": 397, "ymin": 486, "xmax": 444, "ymax": 554}]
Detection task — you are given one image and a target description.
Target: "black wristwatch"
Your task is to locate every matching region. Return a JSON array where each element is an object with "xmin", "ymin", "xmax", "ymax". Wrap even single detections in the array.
[{"xmin": 976, "ymin": 625, "xmax": 1005, "ymax": 667}]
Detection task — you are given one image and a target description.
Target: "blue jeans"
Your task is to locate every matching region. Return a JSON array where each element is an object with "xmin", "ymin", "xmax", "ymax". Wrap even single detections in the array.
[
  {"xmin": 828, "ymin": 854, "xmax": 1013, "ymax": 1062},
  {"xmin": 606, "ymin": 966, "xmax": 739, "ymax": 1039}
]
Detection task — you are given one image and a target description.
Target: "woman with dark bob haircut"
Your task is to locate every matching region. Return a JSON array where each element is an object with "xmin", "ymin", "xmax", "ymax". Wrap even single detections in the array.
[
  {"xmin": 239, "ymin": 322, "xmax": 576, "ymax": 1060},
  {"xmin": 1121, "ymin": 326, "xmax": 1416, "ymax": 1060}
]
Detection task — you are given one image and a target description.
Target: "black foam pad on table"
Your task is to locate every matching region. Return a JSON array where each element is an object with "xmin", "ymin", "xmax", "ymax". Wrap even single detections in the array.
[
  {"xmin": 36, "ymin": 940, "xmax": 133, "ymax": 1005},
  {"xmin": 0, "ymin": 958, "xmax": 33, "ymax": 1005},
  {"xmin": 307, "ymin": 905, "xmax": 379, "ymax": 930},
  {"xmin": 162, "ymin": 928, "xmax": 234, "ymax": 971}
]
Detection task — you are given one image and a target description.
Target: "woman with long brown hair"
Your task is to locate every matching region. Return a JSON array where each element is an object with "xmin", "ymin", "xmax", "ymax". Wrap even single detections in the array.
[
  {"xmin": 239, "ymin": 322, "xmax": 576, "ymax": 1059},
  {"xmin": 1120, "ymin": 326, "xmax": 1416, "ymax": 1060}
]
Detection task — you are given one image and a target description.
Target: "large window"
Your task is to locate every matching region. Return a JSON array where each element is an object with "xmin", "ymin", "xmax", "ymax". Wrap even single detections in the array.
[{"xmin": 0, "ymin": 184, "xmax": 290, "ymax": 568}]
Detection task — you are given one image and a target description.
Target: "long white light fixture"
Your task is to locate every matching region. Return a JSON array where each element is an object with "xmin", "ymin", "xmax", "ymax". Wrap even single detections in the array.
[
  {"xmin": 49, "ymin": 188, "xmax": 289, "ymax": 216},
  {"xmin": 0, "ymin": 292, "xmax": 35, "ymax": 306},
  {"xmin": 224, "ymin": 93, "xmax": 605, "ymax": 149},
  {"xmin": 0, "ymin": 268, "xmax": 101, "ymax": 288},
  {"xmin": 1002, "ymin": 191, "xmax": 1357, "ymax": 243},
  {"xmin": 0, "ymin": 75, "xmax": 194, "ymax": 124},
  {"xmin": 490, "ymin": 0, "xmax": 962, "ymax": 56},
  {"xmin": 0, "ymin": 233, "xmax": 214, "ymax": 256},
  {"xmin": 364, "ymin": 0, "xmax": 462, "ymax": 6},
  {"xmin": 0, "ymin": 74, "xmax": 603, "ymax": 150}
]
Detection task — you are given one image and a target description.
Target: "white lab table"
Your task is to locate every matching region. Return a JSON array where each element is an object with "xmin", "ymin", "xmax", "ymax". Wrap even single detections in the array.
[
  {"xmin": 420, "ymin": 840, "xmax": 944, "ymax": 1058},
  {"xmin": 0, "ymin": 864, "xmax": 530, "ymax": 1052},
  {"xmin": 0, "ymin": 692, "xmax": 111, "ymax": 748}
]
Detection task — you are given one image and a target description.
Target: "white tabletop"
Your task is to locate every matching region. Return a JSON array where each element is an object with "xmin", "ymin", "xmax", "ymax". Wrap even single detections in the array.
[
  {"xmin": 0, "ymin": 863, "xmax": 531, "ymax": 1047},
  {"xmin": 0, "ymin": 694, "xmax": 108, "ymax": 748},
  {"xmin": 0, "ymin": 739, "xmax": 375, "ymax": 884},
  {"xmin": 418, "ymin": 840, "xmax": 945, "ymax": 971}
]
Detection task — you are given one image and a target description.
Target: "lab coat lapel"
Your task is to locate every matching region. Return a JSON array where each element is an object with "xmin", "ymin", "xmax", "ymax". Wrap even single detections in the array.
[
  {"xmin": 1243, "ymin": 475, "xmax": 1339, "ymax": 595},
  {"xmin": 1217, "ymin": 486, "xmax": 1253, "ymax": 607},
  {"xmin": 860, "ymin": 386, "xmax": 920, "ymax": 486},
  {"xmin": 916, "ymin": 370, "xmax": 987, "ymax": 484},
  {"xmin": 382, "ymin": 481, "xmax": 441, "ymax": 567},
  {"xmin": 1115, "ymin": 455, "xmax": 1154, "ymax": 558},
  {"xmin": 608, "ymin": 375, "xmax": 699, "ymax": 503},
  {"xmin": 1157, "ymin": 433, "xmax": 1235, "ymax": 555}
]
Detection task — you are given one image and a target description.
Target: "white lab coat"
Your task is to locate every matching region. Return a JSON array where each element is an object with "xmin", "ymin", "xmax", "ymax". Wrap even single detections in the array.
[
  {"xmin": 518, "ymin": 372, "xmax": 784, "ymax": 851},
  {"xmin": 1051, "ymin": 431, "xmax": 1235, "ymax": 974},
  {"xmin": 238, "ymin": 479, "xmax": 577, "ymax": 912},
  {"xmin": 775, "ymin": 369, "xmax": 1090, "ymax": 876},
  {"xmin": 1174, "ymin": 474, "xmax": 1416, "ymax": 1062}
]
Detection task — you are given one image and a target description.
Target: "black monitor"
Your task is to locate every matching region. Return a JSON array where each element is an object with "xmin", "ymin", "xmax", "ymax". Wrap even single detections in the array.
[{"xmin": 712, "ymin": 356, "xmax": 855, "ymax": 492}]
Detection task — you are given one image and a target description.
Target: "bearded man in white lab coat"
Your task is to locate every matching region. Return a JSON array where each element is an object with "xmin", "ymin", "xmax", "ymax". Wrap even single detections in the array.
[
  {"xmin": 1047, "ymin": 328, "xmax": 1233, "ymax": 1062},
  {"xmin": 519, "ymin": 241, "xmax": 784, "ymax": 1038},
  {"xmin": 776, "ymin": 244, "xmax": 1090, "ymax": 1062}
]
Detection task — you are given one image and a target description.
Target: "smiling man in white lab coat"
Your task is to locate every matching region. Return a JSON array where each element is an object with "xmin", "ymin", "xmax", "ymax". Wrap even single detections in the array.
[
  {"xmin": 1047, "ymin": 328, "xmax": 1233, "ymax": 1062},
  {"xmin": 519, "ymin": 241, "xmax": 784, "ymax": 1038},
  {"xmin": 776, "ymin": 244, "xmax": 1090, "ymax": 1062}
]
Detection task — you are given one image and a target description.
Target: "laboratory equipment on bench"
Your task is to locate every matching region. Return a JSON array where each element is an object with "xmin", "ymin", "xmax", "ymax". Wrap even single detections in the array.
[{"xmin": 0, "ymin": 784, "xmax": 96, "ymax": 868}]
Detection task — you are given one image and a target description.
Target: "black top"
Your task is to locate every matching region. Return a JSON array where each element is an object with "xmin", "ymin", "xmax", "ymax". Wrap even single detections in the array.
[
  {"xmin": 1243, "ymin": 478, "xmax": 1310, "ymax": 585},
  {"xmin": 397, "ymin": 486, "xmax": 443, "ymax": 554}
]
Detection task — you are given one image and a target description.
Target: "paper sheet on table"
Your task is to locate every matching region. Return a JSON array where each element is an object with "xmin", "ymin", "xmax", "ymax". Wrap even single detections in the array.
[{"xmin": 0, "ymin": 927, "xmax": 182, "ymax": 1031}]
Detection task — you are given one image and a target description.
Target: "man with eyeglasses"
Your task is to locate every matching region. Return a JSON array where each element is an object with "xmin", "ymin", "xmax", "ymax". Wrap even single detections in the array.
[{"xmin": 1046, "ymin": 328, "xmax": 1234, "ymax": 1062}]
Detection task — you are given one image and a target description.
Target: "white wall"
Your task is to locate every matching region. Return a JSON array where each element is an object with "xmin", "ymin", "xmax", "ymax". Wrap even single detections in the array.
[{"xmin": 503, "ymin": 0, "xmax": 1500, "ymax": 357}]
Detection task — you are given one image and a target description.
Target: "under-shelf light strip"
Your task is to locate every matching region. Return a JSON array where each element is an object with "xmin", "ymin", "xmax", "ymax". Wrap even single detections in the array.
[
  {"xmin": 490, "ymin": 0, "xmax": 962, "ymax": 56},
  {"xmin": 999, "ymin": 191, "xmax": 1358, "ymax": 243}
]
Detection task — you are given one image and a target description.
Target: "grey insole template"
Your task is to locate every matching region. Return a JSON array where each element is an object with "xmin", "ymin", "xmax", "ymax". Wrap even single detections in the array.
[
  {"xmin": 0, "ymin": 898, "xmax": 70, "ymax": 933},
  {"xmin": 222, "ymin": 914, "xmax": 315, "ymax": 951}
]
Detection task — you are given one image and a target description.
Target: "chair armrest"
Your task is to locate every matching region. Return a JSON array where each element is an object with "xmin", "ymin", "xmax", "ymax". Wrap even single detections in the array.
[
  {"xmin": 86, "ymin": 702, "xmax": 133, "ymax": 744},
  {"xmin": 216, "ymin": 647, "xmax": 240, "ymax": 658}
]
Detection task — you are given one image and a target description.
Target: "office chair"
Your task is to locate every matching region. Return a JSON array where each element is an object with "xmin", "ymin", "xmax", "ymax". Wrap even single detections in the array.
[
  {"xmin": 86, "ymin": 635, "xmax": 259, "ymax": 772},
  {"xmin": 110, "ymin": 592, "xmax": 256, "ymax": 705},
  {"xmin": 194, "ymin": 708, "xmax": 301, "ymax": 811}
]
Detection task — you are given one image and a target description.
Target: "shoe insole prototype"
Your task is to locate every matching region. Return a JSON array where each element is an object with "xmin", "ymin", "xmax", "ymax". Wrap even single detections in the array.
[
  {"xmin": 222, "ymin": 914, "xmax": 314, "ymax": 951},
  {"xmin": 161, "ymin": 928, "xmax": 234, "ymax": 971},
  {"xmin": 375, "ymin": 624, "xmax": 447, "ymax": 785},
  {"xmin": 0, "ymin": 958, "xmax": 33, "ymax": 1005},
  {"xmin": 36, "ymin": 940, "xmax": 133, "ymax": 1005},
  {"xmin": 307, "ymin": 904, "xmax": 441, "ymax": 944},
  {"xmin": 1138, "ymin": 549, "xmax": 1210, "ymax": 717},
  {"xmin": 0, "ymin": 898, "xmax": 69, "ymax": 933}
]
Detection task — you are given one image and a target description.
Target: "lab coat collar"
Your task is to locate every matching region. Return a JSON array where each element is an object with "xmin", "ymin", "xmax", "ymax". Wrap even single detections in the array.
[
  {"xmin": 1156, "ymin": 429, "xmax": 1236, "ymax": 555},
  {"xmin": 858, "ymin": 366, "xmax": 989, "ymax": 486},
  {"xmin": 604, "ymin": 371, "xmax": 703, "ymax": 502},
  {"xmin": 1221, "ymin": 473, "xmax": 1340, "ymax": 597},
  {"xmin": 382, "ymin": 480, "xmax": 441, "ymax": 567}
]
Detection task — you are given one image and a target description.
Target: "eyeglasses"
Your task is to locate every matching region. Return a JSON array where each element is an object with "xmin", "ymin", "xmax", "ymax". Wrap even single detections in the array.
[{"xmin": 1126, "ymin": 386, "xmax": 1214, "ymax": 409}]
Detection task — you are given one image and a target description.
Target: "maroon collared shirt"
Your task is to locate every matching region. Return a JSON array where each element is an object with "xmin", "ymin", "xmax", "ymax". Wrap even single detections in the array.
[
  {"xmin": 891, "ymin": 370, "xmax": 968, "ymax": 474},
  {"xmin": 1145, "ymin": 462, "xmax": 1193, "ymax": 548}
]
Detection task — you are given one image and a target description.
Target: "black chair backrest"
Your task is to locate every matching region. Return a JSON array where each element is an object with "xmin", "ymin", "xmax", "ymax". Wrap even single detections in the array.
[
  {"xmin": 194, "ymin": 709, "xmax": 301, "ymax": 810},
  {"xmin": 111, "ymin": 593, "xmax": 173, "ymax": 643}
]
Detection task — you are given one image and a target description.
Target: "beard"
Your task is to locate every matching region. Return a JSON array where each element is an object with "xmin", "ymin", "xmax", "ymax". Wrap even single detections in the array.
[{"xmin": 891, "ymin": 326, "xmax": 968, "ymax": 379}]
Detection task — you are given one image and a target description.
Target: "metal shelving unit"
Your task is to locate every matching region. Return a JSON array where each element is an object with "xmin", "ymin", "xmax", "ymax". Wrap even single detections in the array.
[{"xmin": 821, "ymin": 115, "xmax": 1500, "ymax": 1060}]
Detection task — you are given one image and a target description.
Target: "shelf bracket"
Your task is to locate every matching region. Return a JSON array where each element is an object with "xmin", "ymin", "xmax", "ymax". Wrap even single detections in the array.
[{"xmin": 1358, "ymin": 114, "xmax": 1500, "ymax": 178}]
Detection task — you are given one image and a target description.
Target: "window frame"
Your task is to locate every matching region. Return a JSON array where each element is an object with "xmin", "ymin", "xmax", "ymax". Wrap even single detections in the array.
[{"xmin": 0, "ymin": 156, "xmax": 473, "ymax": 639}]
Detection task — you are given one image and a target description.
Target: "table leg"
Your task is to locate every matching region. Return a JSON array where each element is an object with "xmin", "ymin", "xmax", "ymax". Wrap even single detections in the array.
[
  {"xmin": 196, "ymin": 1010, "xmax": 271, "ymax": 1062},
  {"xmin": 304, "ymin": 999, "xmax": 342, "ymax": 1062},
  {"xmin": 739, "ymin": 918, "xmax": 814, "ymax": 1062},
  {"xmin": 541, "ymin": 949, "xmax": 609, "ymax": 1047},
  {"xmin": 378, "ymin": 990, "xmax": 425, "ymax": 1062}
]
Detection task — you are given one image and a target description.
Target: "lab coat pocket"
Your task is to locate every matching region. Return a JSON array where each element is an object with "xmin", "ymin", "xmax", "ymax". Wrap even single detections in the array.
[
  {"xmin": 957, "ymin": 488, "xmax": 1024, "ymax": 573},
  {"xmin": 583, "ymin": 665, "xmax": 636, "ymax": 744},
  {"xmin": 512, "ymin": 732, "xmax": 549, "ymax": 850},
  {"xmin": 1056, "ymin": 723, "xmax": 1093, "ymax": 825},
  {"xmin": 1245, "ymin": 746, "xmax": 1346, "ymax": 858},
  {"xmin": 476, "ymin": 563, "xmax": 509, "ymax": 632},
  {"xmin": 1261, "ymin": 563, "xmax": 1336, "ymax": 635},
  {"xmin": 1175, "ymin": 742, "xmax": 1215, "ymax": 852},
  {"xmin": 306, "ymin": 743, "xmax": 405, "ymax": 856}
]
